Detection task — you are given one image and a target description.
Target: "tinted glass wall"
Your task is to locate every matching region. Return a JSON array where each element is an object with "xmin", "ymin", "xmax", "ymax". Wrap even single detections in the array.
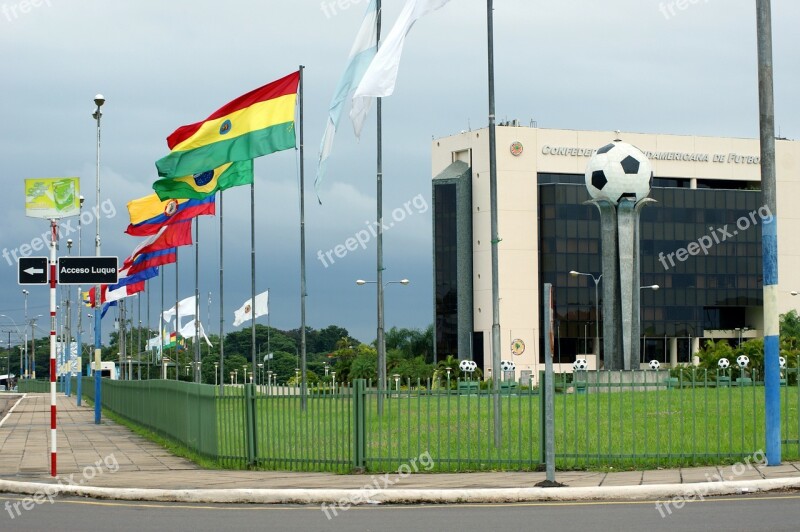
[{"xmin": 538, "ymin": 174, "xmax": 763, "ymax": 362}]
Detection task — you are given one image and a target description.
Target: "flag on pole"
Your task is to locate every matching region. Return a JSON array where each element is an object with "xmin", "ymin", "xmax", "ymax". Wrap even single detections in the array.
[
  {"xmin": 155, "ymin": 72, "xmax": 300, "ymax": 178},
  {"xmin": 132, "ymin": 220, "xmax": 193, "ymax": 256},
  {"xmin": 126, "ymin": 194, "xmax": 215, "ymax": 236},
  {"xmin": 125, "ymin": 248, "xmax": 177, "ymax": 275},
  {"xmin": 161, "ymin": 295, "xmax": 198, "ymax": 324},
  {"xmin": 232, "ymin": 290, "xmax": 269, "ymax": 327},
  {"xmin": 152, "ymin": 160, "xmax": 253, "ymax": 201},
  {"xmin": 351, "ymin": 0, "xmax": 451, "ymax": 137},
  {"xmin": 179, "ymin": 319, "xmax": 213, "ymax": 347},
  {"xmin": 316, "ymin": 0, "xmax": 378, "ymax": 199}
]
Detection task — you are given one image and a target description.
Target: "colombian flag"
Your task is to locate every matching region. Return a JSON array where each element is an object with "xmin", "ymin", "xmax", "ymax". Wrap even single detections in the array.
[
  {"xmin": 155, "ymin": 71, "xmax": 299, "ymax": 178},
  {"xmin": 152, "ymin": 160, "xmax": 253, "ymax": 201},
  {"xmin": 126, "ymin": 194, "xmax": 215, "ymax": 236}
]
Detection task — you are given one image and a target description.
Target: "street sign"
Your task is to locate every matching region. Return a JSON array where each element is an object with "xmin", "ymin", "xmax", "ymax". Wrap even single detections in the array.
[
  {"xmin": 57, "ymin": 256, "xmax": 119, "ymax": 285},
  {"xmin": 18, "ymin": 257, "xmax": 48, "ymax": 285}
]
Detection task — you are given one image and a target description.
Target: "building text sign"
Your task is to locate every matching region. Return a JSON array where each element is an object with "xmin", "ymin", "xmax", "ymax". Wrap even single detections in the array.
[{"xmin": 541, "ymin": 146, "xmax": 760, "ymax": 165}]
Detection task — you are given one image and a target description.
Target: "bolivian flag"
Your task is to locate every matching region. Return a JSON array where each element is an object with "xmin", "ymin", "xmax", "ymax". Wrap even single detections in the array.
[
  {"xmin": 152, "ymin": 160, "xmax": 253, "ymax": 201},
  {"xmin": 155, "ymin": 71, "xmax": 299, "ymax": 178}
]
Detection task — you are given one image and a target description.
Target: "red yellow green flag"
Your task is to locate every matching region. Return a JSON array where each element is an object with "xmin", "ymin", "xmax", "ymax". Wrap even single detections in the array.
[{"xmin": 155, "ymin": 71, "xmax": 299, "ymax": 178}]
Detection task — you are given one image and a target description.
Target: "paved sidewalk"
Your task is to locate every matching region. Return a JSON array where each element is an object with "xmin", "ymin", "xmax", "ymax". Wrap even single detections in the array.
[{"xmin": 1, "ymin": 392, "xmax": 799, "ymax": 495}]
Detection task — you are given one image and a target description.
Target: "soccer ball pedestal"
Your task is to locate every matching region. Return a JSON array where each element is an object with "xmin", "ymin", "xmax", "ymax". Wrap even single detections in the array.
[{"xmin": 585, "ymin": 141, "xmax": 655, "ymax": 370}]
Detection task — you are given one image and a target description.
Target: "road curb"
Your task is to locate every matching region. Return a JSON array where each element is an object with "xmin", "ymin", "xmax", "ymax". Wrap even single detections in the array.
[{"xmin": 1, "ymin": 477, "xmax": 799, "ymax": 505}]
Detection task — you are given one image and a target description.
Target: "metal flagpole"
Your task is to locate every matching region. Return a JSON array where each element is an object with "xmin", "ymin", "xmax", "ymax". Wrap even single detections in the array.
[
  {"xmin": 93, "ymin": 94, "xmax": 104, "ymax": 424},
  {"xmin": 756, "ymin": 0, "xmax": 780, "ymax": 465},
  {"xmin": 160, "ymin": 266, "xmax": 164, "ymax": 378},
  {"xmin": 375, "ymin": 0, "xmax": 385, "ymax": 417},
  {"xmin": 175, "ymin": 251, "xmax": 179, "ymax": 381},
  {"xmin": 487, "ymin": 0, "xmax": 502, "ymax": 447},
  {"xmin": 147, "ymin": 279, "xmax": 150, "ymax": 379},
  {"xmin": 219, "ymin": 190, "xmax": 225, "ymax": 396},
  {"xmin": 194, "ymin": 217, "xmax": 200, "ymax": 383},
  {"xmin": 299, "ymin": 64, "xmax": 308, "ymax": 410},
  {"xmin": 250, "ymin": 180, "xmax": 257, "ymax": 384},
  {"xmin": 137, "ymin": 288, "xmax": 141, "ymax": 380}
]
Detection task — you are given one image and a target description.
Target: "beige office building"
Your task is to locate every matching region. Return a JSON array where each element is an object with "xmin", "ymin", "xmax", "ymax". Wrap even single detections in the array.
[{"xmin": 431, "ymin": 126, "xmax": 800, "ymax": 384}]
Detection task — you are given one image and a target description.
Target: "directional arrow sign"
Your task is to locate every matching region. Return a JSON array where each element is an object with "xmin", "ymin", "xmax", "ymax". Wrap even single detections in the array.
[
  {"xmin": 57, "ymin": 256, "xmax": 119, "ymax": 285},
  {"xmin": 18, "ymin": 257, "xmax": 48, "ymax": 285}
]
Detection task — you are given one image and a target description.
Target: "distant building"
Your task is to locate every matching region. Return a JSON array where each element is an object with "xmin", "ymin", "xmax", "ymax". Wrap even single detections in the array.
[{"xmin": 431, "ymin": 126, "xmax": 800, "ymax": 384}]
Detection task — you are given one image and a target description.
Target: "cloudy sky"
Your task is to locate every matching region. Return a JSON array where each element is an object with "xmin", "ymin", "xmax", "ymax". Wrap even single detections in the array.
[{"xmin": 0, "ymin": 0, "xmax": 798, "ymax": 345}]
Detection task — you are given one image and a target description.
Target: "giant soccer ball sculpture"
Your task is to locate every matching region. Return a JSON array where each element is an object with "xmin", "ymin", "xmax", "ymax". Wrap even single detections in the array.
[
  {"xmin": 459, "ymin": 360, "xmax": 478, "ymax": 373},
  {"xmin": 585, "ymin": 142, "xmax": 653, "ymax": 205},
  {"xmin": 584, "ymin": 139, "xmax": 655, "ymax": 371},
  {"xmin": 718, "ymin": 358, "xmax": 730, "ymax": 370},
  {"xmin": 573, "ymin": 359, "xmax": 588, "ymax": 371}
]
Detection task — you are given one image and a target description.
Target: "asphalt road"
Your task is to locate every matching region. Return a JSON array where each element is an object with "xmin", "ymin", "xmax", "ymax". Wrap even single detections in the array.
[{"xmin": 1, "ymin": 491, "xmax": 800, "ymax": 532}]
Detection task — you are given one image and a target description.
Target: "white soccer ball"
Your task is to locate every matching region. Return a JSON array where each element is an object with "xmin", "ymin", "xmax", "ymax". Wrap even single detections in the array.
[
  {"xmin": 573, "ymin": 359, "xmax": 588, "ymax": 371},
  {"xmin": 718, "ymin": 358, "xmax": 730, "ymax": 369},
  {"xmin": 500, "ymin": 360, "xmax": 516, "ymax": 372},
  {"xmin": 459, "ymin": 360, "xmax": 477, "ymax": 373},
  {"xmin": 736, "ymin": 355, "xmax": 750, "ymax": 368},
  {"xmin": 585, "ymin": 141, "xmax": 652, "ymax": 205},
  {"xmin": 649, "ymin": 359, "xmax": 660, "ymax": 370},
  {"xmin": 779, "ymin": 356, "xmax": 786, "ymax": 369}
]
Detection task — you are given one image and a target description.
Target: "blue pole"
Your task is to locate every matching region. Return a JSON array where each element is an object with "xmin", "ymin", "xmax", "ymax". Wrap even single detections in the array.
[
  {"xmin": 756, "ymin": 0, "xmax": 780, "ymax": 465},
  {"xmin": 94, "ymin": 310, "xmax": 101, "ymax": 423},
  {"xmin": 76, "ymin": 318, "xmax": 82, "ymax": 406}
]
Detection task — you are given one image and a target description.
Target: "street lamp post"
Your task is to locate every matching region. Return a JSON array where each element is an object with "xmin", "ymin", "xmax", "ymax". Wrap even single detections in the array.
[
  {"xmin": 356, "ymin": 278, "xmax": 410, "ymax": 414},
  {"xmin": 214, "ymin": 362, "xmax": 219, "ymax": 386},
  {"xmin": 569, "ymin": 271, "xmax": 602, "ymax": 359},
  {"xmin": 22, "ymin": 289, "xmax": 29, "ymax": 378},
  {"xmin": 93, "ymin": 93, "xmax": 105, "ymax": 425}
]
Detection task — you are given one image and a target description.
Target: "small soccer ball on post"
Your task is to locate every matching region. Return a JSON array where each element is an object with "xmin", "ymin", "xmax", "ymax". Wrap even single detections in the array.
[
  {"xmin": 779, "ymin": 356, "xmax": 787, "ymax": 369},
  {"xmin": 717, "ymin": 358, "xmax": 730, "ymax": 370},
  {"xmin": 459, "ymin": 360, "xmax": 477, "ymax": 373},
  {"xmin": 500, "ymin": 360, "xmax": 516, "ymax": 372},
  {"xmin": 736, "ymin": 355, "xmax": 750, "ymax": 369},
  {"xmin": 648, "ymin": 359, "xmax": 660, "ymax": 370},
  {"xmin": 573, "ymin": 358, "xmax": 588, "ymax": 371}
]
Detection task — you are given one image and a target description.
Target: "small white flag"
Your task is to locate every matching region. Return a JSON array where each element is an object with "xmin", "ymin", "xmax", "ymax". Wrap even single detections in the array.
[
  {"xmin": 162, "ymin": 295, "xmax": 198, "ymax": 324},
  {"xmin": 233, "ymin": 290, "xmax": 269, "ymax": 327},
  {"xmin": 179, "ymin": 319, "xmax": 213, "ymax": 347}
]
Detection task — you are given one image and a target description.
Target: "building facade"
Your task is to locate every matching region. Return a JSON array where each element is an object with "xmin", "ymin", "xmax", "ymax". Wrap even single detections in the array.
[{"xmin": 432, "ymin": 127, "xmax": 800, "ymax": 383}]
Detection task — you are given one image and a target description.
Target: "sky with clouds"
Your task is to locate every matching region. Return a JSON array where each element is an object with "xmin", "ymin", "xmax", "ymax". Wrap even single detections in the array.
[{"xmin": 0, "ymin": 0, "xmax": 797, "ymax": 345}]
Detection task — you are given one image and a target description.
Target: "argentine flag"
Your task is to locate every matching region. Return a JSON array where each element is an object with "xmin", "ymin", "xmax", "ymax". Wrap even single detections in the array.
[{"xmin": 315, "ymin": 0, "xmax": 378, "ymax": 203}]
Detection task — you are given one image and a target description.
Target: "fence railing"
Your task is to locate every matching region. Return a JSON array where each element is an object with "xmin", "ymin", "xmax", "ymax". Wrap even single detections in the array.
[{"xmin": 23, "ymin": 367, "xmax": 800, "ymax": 472}]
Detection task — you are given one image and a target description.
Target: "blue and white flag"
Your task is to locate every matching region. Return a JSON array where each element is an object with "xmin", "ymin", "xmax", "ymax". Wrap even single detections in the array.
[
  {"xmin": 351, "ymin": 0, "xmax": 451, "ymax": 122},
  {"xmin": 315, "ymin": 0, "xmax": 378, "ymax": 203}
]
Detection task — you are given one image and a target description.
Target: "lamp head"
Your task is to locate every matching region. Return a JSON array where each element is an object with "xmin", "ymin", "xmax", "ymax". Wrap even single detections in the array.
[
  {"xmin": 94, "ymin": 94, "xmax": 105, "ymax": 107},
  {"xmin": 356, "ymin": 279, "xmax": 366, "ymax": 285},
  {"xmin": 79, "ymin": 195, "xmax": 85, "ymax": 205},
  {"xmin": 399, "ymin": 279, "xmax": 410, "ymax": 285},
  {"xmin": 22, "ymin": 289, "xmax": 28, "ymax": 295},
  {"xmin": 569, "ymin": 270, "xmax": 580, "ymax": 277},
  {"xmin": 651, "ymin": 284, "xmax": 659, "ymax": 291}
]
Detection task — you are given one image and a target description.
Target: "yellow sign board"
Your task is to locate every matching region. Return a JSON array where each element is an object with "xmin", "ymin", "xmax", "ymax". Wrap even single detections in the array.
[{"xmin": 24, "ymin": 177, "xmax": 80, "ymax": 218}]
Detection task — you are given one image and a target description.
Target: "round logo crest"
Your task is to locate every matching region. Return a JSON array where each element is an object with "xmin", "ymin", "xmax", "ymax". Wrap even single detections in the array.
[
  {"xmin": 164, "ymin": 200, "xmax": 178, "ymax": 216},
  {"xmin": 219, "ymin": 119, "xmax": 232, "ymax": 135},
  {"xmin": 193, "ymin": 170, "xmax": 214, "ymax": 186},
  {"xmin": 244, "ymin": 304, "xmax": 251, "ymax": 314},
  {"xmin": 511, "ymin": 338, "xmax": 525, "ymax": 356},
  {"xmin": 510, "ymin": 141, "xmax": 523, "ymax": 156}
]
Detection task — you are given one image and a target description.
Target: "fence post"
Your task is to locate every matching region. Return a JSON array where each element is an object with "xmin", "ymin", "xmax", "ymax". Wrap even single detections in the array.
[
  {"xmin": 245, "ymin": 383, "xmax": 257, "ymax": 466},
  {"xmin": 539, "ymin": 370, "xmax": 546, "ymax": 466},
  {"xmin": 353, "ymin": 379, "xmax": 366, "ymax": 472}
]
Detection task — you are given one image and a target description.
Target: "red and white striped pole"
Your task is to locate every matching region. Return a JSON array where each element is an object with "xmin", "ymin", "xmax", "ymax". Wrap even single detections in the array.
[{"xmin": 49, "ymin": 218, "xmax": 58, "ymax": 477}]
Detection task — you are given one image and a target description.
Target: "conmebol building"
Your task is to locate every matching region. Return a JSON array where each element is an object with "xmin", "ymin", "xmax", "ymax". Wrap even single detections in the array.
[{"xmin": 431, "ymin": 126, "xmax": 800, "ymax": 384}]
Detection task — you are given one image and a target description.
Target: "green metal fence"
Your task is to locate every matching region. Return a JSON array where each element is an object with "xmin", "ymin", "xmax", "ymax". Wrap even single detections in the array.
[
  {"xmin": 18, "ymin": 379, "xmax": 63, "ymax": 393},
  {"xmin": 61, "ymin": 370, "xmax": 800, "ymax": 472}
]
